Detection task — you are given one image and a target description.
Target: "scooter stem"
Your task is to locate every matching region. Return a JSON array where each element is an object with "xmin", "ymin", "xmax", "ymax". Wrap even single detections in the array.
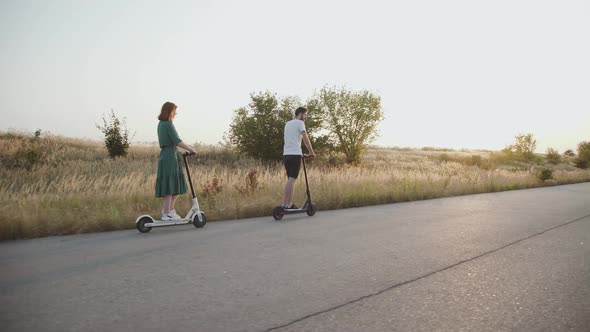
[
  {"xmin": 302, "ymin": 156, "xmax": 311, "ymax": 200},
  {"xmin": 182, "ymin": 153, "xmax": 196, "ymax": 199}
]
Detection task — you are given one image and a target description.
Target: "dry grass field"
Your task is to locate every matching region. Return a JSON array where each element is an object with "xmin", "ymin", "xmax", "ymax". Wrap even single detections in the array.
[{"xmin": 1, "ymin": 131, "xmax": 589, "ymax": 240}]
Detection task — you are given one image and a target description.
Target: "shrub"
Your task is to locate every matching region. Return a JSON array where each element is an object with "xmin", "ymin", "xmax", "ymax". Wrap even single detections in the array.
[
  {"xmin": 545, "ymin": 148, "xmax": 561, "ymax": 165},
  {"xmin": 574, "ymin": 141, "xmax": 590, "ymax": 169},
  {"xmin": 235, "ymin": 169, "xmax": 259, "ymax": 195},
  {"xmin": 536, "ymin": 168, "xmax": 554, "ymax": 182},
  {"xmin": 12, "ymin": 129, "xmax": 44, "ymax": 170},
  {"xmin": 96, "ymin": 110, "xmax": 131, "ymax": 158},
  {"xmin": 574, "ymin": 159, "xmax": 588, "ymax": 169},
  {"xmin": 202, "ymin": 177, "xmax": 223, "ymax": 199},
  {"xmin": 578, "ymin": 141, "xmax": 590, "ymax": 162}
]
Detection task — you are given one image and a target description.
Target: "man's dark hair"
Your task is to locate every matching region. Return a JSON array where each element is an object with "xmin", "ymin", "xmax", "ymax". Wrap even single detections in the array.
[{"xmin": 295, "ymin": 107, "xmax": 307, "ymax": 116}]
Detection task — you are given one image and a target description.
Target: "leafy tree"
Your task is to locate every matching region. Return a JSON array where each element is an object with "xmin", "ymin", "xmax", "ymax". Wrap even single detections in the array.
[
  {"xmin": 302, "ymin": 97, "xmax": 336, "ymax": 153},
  {"xmin": 226, "ymin": 91, "xmax": 327, "ymax": 161},
  {"xmin": 311, "ymin": 86, "xmax": 384, "ymax": 164},
  {"xmin": 96, "ymin": 110, "xmax": 131, "ymax": 158},
  {"xmin": 504, "ymin": 133, "xmax": 537, "ymax": 161}
]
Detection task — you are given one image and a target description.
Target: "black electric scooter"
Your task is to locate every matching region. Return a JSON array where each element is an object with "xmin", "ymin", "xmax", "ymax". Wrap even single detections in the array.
[
  {"xmin": 136, "ymin": 152, "xmax": 207, "ymax": 233},
  {"xmin": 272, "ymin": 156, "xmax": 317, "ymax": 220}
]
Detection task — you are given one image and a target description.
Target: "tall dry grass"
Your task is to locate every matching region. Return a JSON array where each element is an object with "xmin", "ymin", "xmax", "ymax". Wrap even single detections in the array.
[{"xmin": 1, "ymin": 131, "xmax": 589, "ymax": 240}]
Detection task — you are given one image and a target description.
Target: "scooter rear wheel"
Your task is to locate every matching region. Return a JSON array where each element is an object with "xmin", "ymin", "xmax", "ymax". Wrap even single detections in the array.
[
  {"xmin": 192, "ymin": 212, "xmax": 207, "ymax": 228},
  {"xmin": 137, "ymin": 216, "xmax": 153, "ymax": 233},
  {"xmin": 272, "ymin": 206, "xmax": 284, "ymax": 220},
  {"xmin": 306, "ymin": 203, "xmax": 317, "ymax": 216}
]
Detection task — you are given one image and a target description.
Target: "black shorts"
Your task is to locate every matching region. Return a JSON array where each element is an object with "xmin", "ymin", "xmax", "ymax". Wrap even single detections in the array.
[{"xmin": 283, "ymin": 155, "xmax": 302, "ymax": 179}]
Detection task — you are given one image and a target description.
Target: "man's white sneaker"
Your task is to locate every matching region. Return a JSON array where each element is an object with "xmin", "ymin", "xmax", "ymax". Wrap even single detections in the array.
[{"xmin": 161, "ymin": 214, "xmax": 172, "ymax": 221}]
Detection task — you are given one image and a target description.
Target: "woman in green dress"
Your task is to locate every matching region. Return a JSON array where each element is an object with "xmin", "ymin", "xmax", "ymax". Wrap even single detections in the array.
[{"xmin": 155, "ymin": 102, "xmax": 197, "ymax": 221}]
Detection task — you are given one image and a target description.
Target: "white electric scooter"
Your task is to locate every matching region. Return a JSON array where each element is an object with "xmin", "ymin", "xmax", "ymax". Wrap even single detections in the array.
[{"xmin": 135, "ymin": 152, "xmax": 207, "ymax": 233}]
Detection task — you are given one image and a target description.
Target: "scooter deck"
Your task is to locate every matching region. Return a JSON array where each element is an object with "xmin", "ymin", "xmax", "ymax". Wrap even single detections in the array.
[
  {"xmin": 282, "ymin": 208, "xmax": 308, "ymax": 213},
  {"xmin": 145, "ymin": 219, "xmax": 192, "ymax": 227}
]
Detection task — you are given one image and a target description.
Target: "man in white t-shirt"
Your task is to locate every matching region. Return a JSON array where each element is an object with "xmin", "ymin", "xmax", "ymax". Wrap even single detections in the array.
[{"xmin": 282, "ymin": 107, "xmax": 316, "ymax": 209}]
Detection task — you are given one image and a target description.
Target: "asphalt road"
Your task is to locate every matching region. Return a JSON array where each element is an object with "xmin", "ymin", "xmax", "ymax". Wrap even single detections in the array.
[{"xmin": 1, "ymin": 183, "xmax": 589, "ymax": 331}]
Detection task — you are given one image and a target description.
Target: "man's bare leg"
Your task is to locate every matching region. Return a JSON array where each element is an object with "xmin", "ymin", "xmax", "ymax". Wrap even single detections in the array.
[{"xmin": 283, "ymin": 177, "xmax": 296, "ymax": 207}]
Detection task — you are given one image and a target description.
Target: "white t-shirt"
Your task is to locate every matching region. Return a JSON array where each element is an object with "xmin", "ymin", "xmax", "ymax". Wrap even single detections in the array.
[{"xmin": 283, "ymin": 119, "xmax": 306, "ymax": 155}]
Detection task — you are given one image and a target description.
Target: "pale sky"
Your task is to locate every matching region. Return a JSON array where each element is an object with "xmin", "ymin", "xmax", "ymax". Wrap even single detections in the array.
[{"xmin": 1, "ymin": 0, "xmax": 588, "ymax": 152}]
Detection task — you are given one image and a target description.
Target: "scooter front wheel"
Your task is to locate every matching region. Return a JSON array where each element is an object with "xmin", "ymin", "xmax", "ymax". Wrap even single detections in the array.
[
  {"xmin": 137, "ymin": 216, "xmax": 153, "ymax": 233},
  {"xmin": 192, "ymin": 212, "xmax": 207, "ymax": 228},
  {"xmin": 272, "ymin": 206, "xmax": 285, "ymax": 220},
  {"xmin": 306, "ymin": 203, "xmax": 317, "ymax": 216}
]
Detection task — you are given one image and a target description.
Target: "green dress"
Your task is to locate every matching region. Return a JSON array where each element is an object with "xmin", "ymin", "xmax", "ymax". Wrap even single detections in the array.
[{"xmin": 155, "ymin": 121, "xmax": 188, "ymax": 197}]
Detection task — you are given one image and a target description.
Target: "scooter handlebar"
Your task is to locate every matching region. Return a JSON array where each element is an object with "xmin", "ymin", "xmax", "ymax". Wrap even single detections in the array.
[{"xmin": 183, "ymin": 151, "xmax": 197, "ymax": 157}]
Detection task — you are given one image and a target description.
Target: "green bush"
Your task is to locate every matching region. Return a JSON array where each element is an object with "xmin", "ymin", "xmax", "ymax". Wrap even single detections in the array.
[
  {"xmin": 545, "ymin": 148, "xmax": 561, "ymax": 165},
  {"xmin": 578, "ymin": 141, "xmax": 590, "ymax": 161},
  {"xmin": 11, "ymin": 129, "xmax": 44, "ymax": 170},
  {"xmin": 574, "ymin": 141, "xmax": 590, "ymax": 169},
  {"xmin": 96, "ymin": 110, "xmax": 131, "ymax": 158},
  {"xmin": 574, "ymin": 159, "xmax": 588, "ymax": 169},
  {"xmin": 536, "ymin": 168, "xmax": 553, "ymax": 182}
]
